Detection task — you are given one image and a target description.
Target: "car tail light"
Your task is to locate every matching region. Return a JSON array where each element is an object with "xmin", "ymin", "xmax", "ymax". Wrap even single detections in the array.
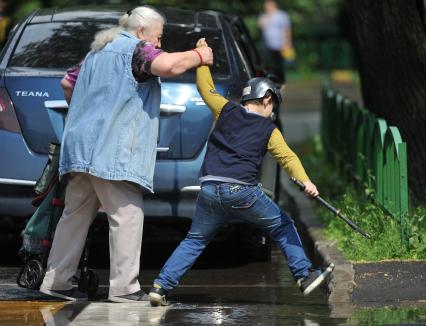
[{"xmin": 0, "ymin": 88, "xmax": 21, "ymax": 133}]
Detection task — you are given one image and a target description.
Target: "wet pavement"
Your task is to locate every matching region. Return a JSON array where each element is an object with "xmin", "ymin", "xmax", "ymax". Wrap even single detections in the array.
[
  {"xmin": 2, "ymin": 229, "xmax": 426, "ymax": 325},
  {"xmin": 353, "ymin": 261, "xmax": 426, "ymax": 306},
  {"xmin": 0, "ymin": 237, "xmax": 346, "ymax": 325}
]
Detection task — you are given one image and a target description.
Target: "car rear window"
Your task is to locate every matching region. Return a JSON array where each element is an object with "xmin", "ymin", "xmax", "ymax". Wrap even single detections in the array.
[
  {"xmin": 9, "ymin": 22, "xmax": 110, "ymax": 69},
  {"xmin": 162, "ymin": 25, "xmax": 230, "ymax": 79},
  {"xmin": 9, "ymin": 22, "xmax": 230, "ymax": 80}
]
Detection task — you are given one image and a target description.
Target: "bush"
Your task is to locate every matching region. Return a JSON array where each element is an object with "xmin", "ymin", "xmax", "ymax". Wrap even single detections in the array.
[{"xmin": 297, "ymin": 136, "xmax": 426, "ymax": 261}]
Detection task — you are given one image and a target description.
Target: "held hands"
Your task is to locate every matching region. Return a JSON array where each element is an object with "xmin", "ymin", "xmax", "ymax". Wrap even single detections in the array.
[
  {"xmin": 196, "ymin": 38, "xmax": 208, "ymax": 48},
  {"xmin": 303, "ymin": 181, "xmax": 319, "ymax": 197},
  {"xmin": 194, "ymin": 38, "xmax": 213, "ymax": 66}
]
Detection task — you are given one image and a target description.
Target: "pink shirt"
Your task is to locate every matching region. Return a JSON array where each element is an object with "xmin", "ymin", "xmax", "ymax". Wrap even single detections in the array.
[{"xmin": 64, "ymin": 41, "xmax": 163, "ymax": 86}]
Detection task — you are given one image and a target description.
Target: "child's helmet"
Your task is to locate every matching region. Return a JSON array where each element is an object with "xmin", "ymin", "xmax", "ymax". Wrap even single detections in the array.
[{"xmin": 241, "ymin": 78, "xmax": 282, "ymax": 107}]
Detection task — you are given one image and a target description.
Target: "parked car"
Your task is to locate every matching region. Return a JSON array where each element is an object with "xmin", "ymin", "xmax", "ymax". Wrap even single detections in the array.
[{"xmin": 0, "ymin": 6, "xmax": 281, "ymax": 260}]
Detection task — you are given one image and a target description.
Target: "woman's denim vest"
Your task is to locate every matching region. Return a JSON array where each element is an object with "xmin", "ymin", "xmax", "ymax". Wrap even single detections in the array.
[{"xmin": 59, "ymin": 32, "xmax": 161, "ymax": 192}]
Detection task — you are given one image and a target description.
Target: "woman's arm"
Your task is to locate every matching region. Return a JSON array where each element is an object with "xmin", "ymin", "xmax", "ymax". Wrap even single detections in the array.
[
  {"xmin": 61, "ymin": 62, "xmax": 82, "ymax": 104},
  {"xmin": 151, "ymin": 46, "xmax": 213, "ymax": 78},
  {"xmin": 61, "ymin": 78, "xmax": 74, "ymax": 104}
]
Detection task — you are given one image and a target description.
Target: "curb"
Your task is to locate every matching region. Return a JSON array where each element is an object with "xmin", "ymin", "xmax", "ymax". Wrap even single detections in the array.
[{"xmin": 281, "ymin": 176, "xmax": 355, "ymax": 318}]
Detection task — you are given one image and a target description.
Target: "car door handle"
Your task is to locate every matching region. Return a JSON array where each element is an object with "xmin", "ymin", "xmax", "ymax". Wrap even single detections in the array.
[
  {"xmin": 160, "ymin": 104, "xmax": 186, "ymax": 114},
  {"xmin": 156, "ymin": 147, "xmax": 169, "ymax": 152},
  {"xmin": 44, "ymin": 100, "xmax": 69, "ymax": 110},
  {"xmin": 45, "ymin": 102, "xmax": 185, "ymax": 115},
  {"xmin": 180, "ymin": 186, "xmax": 201, "ymax": 192}
]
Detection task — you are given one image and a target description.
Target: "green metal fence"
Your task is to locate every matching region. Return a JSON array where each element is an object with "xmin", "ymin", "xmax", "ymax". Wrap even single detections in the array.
[{"xmin": 321, "ymin": 87, "xmax": 409, "ymax": 222}]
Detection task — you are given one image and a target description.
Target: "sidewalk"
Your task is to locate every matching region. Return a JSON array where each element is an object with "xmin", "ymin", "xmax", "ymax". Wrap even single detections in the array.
[
  {"xmin": 353, "ymin": 261, "xmax": 426, "ymax": 307},
  {"xmin": 280, "ymin": 74, "xmax": 426, "ymax": 317}
]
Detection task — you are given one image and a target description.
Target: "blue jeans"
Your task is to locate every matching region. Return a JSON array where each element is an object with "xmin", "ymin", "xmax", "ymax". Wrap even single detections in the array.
[{"xmin": 154, "ymin": 182, "xmax": 312, "ymax": 290}]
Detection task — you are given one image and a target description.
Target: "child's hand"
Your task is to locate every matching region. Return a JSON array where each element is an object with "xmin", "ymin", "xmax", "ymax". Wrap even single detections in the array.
[
  {"xmin": 196, "ymin": 38, "xmax": 208, "ymax": 48},
  {"xmin": 303, "ymin": 181, "xmax": 319, "ymax": 197},
  {"xmin": 193, "ymin": 40, "xmax": 213, "ymax": 66}
]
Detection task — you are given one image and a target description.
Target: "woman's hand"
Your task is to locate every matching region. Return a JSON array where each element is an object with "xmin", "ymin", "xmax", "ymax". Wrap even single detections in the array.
[
  {"xmin": 303, "ymin": 181, "xmax": 319, "ymax": 197},
  {"xmin": 195, "ymin": 38, "xmax": 213, "ymax": 65}
]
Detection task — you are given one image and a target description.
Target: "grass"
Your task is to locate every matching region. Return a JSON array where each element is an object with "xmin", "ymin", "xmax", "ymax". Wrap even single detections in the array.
[
  {"xmin": 295, "ymin": 136, "xmax": 426, "ymax": 261},
  {"xmin": 349, "ymin": 306, "xmax": 426, "ymax": 325}
]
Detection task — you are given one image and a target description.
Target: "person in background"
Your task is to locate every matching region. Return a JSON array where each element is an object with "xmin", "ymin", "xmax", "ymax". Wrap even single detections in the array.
[
  {"xmin": 39, "ymin": 6, "xmax": 213, "ymax": 303},
  {"xmin": 148, "ymin": 39, "xmax": 334, "ymax": 307},
  {"xmin": 0, "ymin": 0, "xmax": 11, "ymax": 48},
  {"xmin": 258, "ymin": 0, "xmax": 295, "ymax": 83}
]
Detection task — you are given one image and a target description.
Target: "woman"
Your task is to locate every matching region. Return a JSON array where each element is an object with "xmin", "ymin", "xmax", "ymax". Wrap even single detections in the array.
[{"xmin": 39, "ymin": 6, "xmax": 213, "ymax": 303}]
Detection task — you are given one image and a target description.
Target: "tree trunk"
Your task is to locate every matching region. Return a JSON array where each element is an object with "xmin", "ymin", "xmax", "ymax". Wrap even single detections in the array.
[{"xmin": 348, "ymin": 0, "xmax": 426, "ymax": 202}]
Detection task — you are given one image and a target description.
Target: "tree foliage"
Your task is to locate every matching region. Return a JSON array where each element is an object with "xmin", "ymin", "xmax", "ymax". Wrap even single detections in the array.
[
  {"xmin": 8, "ymin": 0, "xmax": 343, "ymax": 30},
  {"xmin": 7, "ymin": 0, "xmax": 348, "ymax": 71}
]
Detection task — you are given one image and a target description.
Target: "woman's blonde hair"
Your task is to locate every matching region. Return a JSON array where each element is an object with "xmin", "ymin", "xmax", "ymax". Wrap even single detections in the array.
[{"xmin": 90, "ymin": 6, "xmax": 165, "ymax": 51}]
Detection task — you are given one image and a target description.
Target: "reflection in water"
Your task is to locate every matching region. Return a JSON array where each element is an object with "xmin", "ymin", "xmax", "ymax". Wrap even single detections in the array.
[
  {"xmin": 40, "ymin": 302, "xmax": 169, "ymax": 326},
  {"xmin": 32, "ymin": 301, "xmax": 340, "ymax": 326},
  {"xmin": 40, "ymin": 302, "xmax": 88, "ymax": 326},
  {"xmin": 348, "ymin": 306, "xmax": 426, "ymax": 326},
  {"xmin": 0, "ymin": 301, "xmax": 65, "ymax": 326},
  {"xmin": 0, "ymin": 298, "xmax": 425, "ymax": 325},
  {"xmin": 303, "ymin": 319, "xmax": 320, "ymax": 326},
  {"xmin": 152, "ymin": 303, "xmax": 344, "ymax": 325}
]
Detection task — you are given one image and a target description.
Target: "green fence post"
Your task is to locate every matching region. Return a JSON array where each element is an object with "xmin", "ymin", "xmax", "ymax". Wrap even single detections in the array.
[
  {"xmin": 383, "ymin": 131, "xmax": 396, "ymax": 217},
  {"xmin": 355, "ymin": 108, "xmax": 369, "ymax": 183},
  {"xmin": 398, "ymin": 141, "xmax": 409, "ymax": 217},
  {"xmin": 340, "ymin": 96, "xmax": 350, "ymax": 177},
  {"xmin": 335, "ymin": 93, "xmax": 344, "ymax": 154},
  {"xmin": 383, "ymin": 127, "xmax": 409, "ymax": 223},
  {"xmin": 364, "ymin": 112, "xmax": 377, "ymax": 189},
  {"xmin": 348, "ymin": 103, "xmax": 359, "ymax": 177},
  {"xmin": 398, "ymin": 141, "xmax": 409, "ymax": 244},
  {"xmin": 342, "ymin": 98, "xmax": 353, "ymax": 178},
  {"xmin": 331, "ymin": 93, "xmax": 344, "ymax": 169},
  {"xmin": 372, "ymin": 119, "xmax": 388, "ymax": 205}
]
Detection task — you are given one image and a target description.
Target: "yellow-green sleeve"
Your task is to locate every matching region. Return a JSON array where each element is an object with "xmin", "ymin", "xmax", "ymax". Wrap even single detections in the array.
[
  {"xmin": 196, "ymin": 65, "xmax": 229, "ymax": 122},
  {"xmin": 267, "ymin": 128, "xmax": 310, "ymax": 182}
]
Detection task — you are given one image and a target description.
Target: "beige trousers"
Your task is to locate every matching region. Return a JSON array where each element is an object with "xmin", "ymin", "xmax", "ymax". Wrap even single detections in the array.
[{"xmin": 40, "ymin": 172, "xmax": 144, "ymax": 297}]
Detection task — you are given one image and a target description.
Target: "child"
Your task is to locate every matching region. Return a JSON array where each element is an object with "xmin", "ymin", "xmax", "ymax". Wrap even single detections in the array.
[{"xmin": 149, "ymin": 39, "xmax": 333, "ymax": 306}]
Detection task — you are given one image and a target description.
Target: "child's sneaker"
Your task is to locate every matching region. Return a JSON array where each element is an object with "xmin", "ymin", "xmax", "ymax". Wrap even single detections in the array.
[
  {"xmin": 297, "ymin": 263, "xmax": 334, "ymax": 296},
  {"xmin": 149, "ymin": 284, "xmax": 169, "ymax": 306}
]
